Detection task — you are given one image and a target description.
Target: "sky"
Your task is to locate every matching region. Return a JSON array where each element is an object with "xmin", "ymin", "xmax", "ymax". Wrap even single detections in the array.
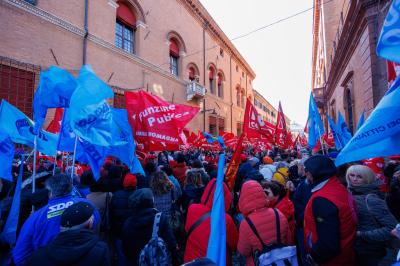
[{"xmin": 199, "ymin": 0, "xmax": 313, "ymax": 127}]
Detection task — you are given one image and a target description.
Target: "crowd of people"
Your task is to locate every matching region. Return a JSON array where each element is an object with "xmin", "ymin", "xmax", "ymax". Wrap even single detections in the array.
[{"xmin": 0, "ymin": 147, "xmax": 400, "ymax": 266}]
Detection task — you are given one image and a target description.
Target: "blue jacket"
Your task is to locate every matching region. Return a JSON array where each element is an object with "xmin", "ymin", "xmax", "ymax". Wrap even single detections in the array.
[{"xmin": 13, "ymin": 194, "xmax": 100, "ymax": 266}]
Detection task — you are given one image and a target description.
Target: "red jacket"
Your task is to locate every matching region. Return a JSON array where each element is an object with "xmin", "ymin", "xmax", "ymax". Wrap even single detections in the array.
[
  {"xmin": 273, "ymin": 193, "xmax": 295, "ymax": 244},
  {"xmin": 184, "ymin": 179, "xmax": 238, "ymax": 265},
  {"xmin": 304, "ymin": 177, "xmax": 357, "ymax": 266},
  {"xmin": 172, "ymin": 162, "xmax": 188, "ymax": 187},
  {"xmin": 238, "ymin": 181, "xmax": 290, "ymax": 266}
]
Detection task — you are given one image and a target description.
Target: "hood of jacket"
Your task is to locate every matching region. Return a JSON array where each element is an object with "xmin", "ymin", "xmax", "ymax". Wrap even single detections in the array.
[
  {"xmin": 200, "ymin": 178, "xmax": 232, "ymax": 211},
  {"xmin": 238, "ymin": 180, "xmax": 268, "ymax": 216},
  {"xmin": 348, "ymin": 181, "xmax": 382, "ymax": 196},
  {"xmin": 45, "ymin": 229, "xmax": 100, "ymax": 265}
]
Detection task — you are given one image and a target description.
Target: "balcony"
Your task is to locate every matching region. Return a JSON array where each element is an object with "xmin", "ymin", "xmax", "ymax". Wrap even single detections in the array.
[{"xmin": 186, "ymin": 81, "xmax": 206, "ymax": 101}]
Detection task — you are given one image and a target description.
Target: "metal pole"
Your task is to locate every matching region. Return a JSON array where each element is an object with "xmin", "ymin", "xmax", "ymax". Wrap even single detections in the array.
[
  {"xmin": 32, "ymin": 136, "xmax": 37, "ymax": 194},
  {"xmin": 70, "ymin": 136, "xmax": 78, "ymax": 179},
  {"xmin": 52, "ymin": 153, "xmax": 57, "ymax": 175}
]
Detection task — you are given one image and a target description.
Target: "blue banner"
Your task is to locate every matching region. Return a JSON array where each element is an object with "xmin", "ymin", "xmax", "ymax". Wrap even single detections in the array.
[
  {"xmin": 33, "ymin": 66, "xmax": 77, "ymax": 133},
  {"xmin": 0, "ymin": 100, "xmax": 58, "ymax": 156},
  {"xmin": 327, "ymin": 115, "xmax": 344, "ymax": 150},
  {"xmin": 337, "ymin": 111, "xmax": 353, "ymax": 146},
  {"xmin": 0, "ymin": 155, "xmax": 24, "ymax": 244},
  {"xmin": 377, "ymin": 0, "xmax": 400, "ymax": 63},
  {"xmin": 69, "ymin": 65, "xmax": 115, "ymax": 147},
  {"xmin": 0, "ymin": 131, "xmax": 15, "ymax": 181},
  {"xmin": 206, "ymin": 153, "xmax": 226, "ymax": 266},
  {"xmin": 203, "ymin": 132, "xmax": 226, "ymax": 149},
  {"xmin": 335, "ymin": 75, "xmax": 400, "ymax": 166},
  {"xmin": 307, "ymin": 93, "xmax": 324, "ymax": 148}
]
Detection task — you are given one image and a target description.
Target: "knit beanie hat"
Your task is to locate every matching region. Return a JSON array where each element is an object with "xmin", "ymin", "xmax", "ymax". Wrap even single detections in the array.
[{"xmin": 304, "ymin": 155, "xmax": 336, "ymax": 184}]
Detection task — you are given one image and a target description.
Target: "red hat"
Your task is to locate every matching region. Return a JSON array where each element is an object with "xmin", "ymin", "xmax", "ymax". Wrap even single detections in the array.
[
  {"xmin": 240, "ymin": 153, "xmax": 248, "ymax": 162},
  {"xmin": 389, "ymin": 155, "xmax": 400, "ymax": 161},
  {"xmin": 123, "ymin": 173, "xmax": 137, "ymax": 189}
]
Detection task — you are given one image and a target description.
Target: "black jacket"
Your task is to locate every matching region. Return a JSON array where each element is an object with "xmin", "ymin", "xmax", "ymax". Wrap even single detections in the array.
[
  {"xmin": 110, "ymin": 188, "xmax": 135, "ymax": 238},
  {"xmin": 27, "ymin": 229, "xmax": 110, "ymax": 266},
  {"xmin": 122, "ymin": 208, "xmax": 177, "ymax": 266}
]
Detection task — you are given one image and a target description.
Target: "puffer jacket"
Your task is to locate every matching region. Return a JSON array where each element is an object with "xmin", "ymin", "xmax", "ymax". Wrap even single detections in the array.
[
  {"xmin": 238, "ymin": 181, "xmax": 290, "ymax": 266},
  {"xmin": 349, "ymin": 182, "xmax": 398, "ymax": 259},
  {"xmin": 184, "ymin": 179, "xmax": 238, "ymax": 265}
]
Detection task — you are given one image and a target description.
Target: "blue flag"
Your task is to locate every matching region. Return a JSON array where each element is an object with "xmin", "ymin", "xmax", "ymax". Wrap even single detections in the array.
[
  {"xmin": 203, "ymin": 132, "xmax": 226, "ymax": 149},
  {"xmin": 327, "ymin": 115, "xmax": 344, "ymax": 150},
  {"xmin": 307, "ymin": 93, "xmax": 325, "ymax": 148},
  {"xmin": 357, "ymin": 111, "xmax": 365, "ymax": 130},
  {"xmin": 337, "ymin": 111, "xmax": 353, "ymax": 146},
  {"xmin": 69, "ymin": 65, "xmax": 115, "ymax": 146},
  {"xmin": 0, "ymin": 155, "xmax": 24, "ymax": 244},
  {"xmin": 108, "ymin": 108, "xmax": 144, "ymax": 175},
  {"xmin": 377, "ymin": 0, "xmax": 400, "ymax": 63},
  {"xmin": 206, "ymin": 153, "xmax": 226, "ymax": 266},
  {"xmin": 0, "ymin": 132, "xmax": 15, "ymax": 181},
  {"xmin": 58, "ymin": 108, "xmax": 107, "ymax": 180},
  {"xmin": 335, "ymin": 75, "xmax": 400, "ymax": 166},
  {"xmin": 0, "ymin": 100, "xmax": 58, "ymax": 156},
  {"xmin": 33, "ymin": 66, "xmax": 77, "ymax": 133}
]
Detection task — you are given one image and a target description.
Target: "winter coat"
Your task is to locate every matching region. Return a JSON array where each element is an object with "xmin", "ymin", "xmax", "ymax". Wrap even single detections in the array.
[
  {"xmin": 184, "ymin": 179, "xmax": 238, "ymax": 265},
  {"xmin": 387, "ymin": 177, "xmax": 400, "ymax": 221},
  {"xmin": 121, "ymin": 208, "xmax": 177, "ymax": 266},
  {"xmin": 237, "ymin": 181, "xmax": 290, "ymax": 266},
  {"xmin": 27, "ymin": 229, "xmax": 110, "ymax": 266},
  {"xmin": 173, "ymin": 163, "xmax": 188, "ymax": 187},
  {"xmin": 13, "ymin": 194, "xmax": 100, "ymax": 266},
  {"xmin": 272, "ymin": 194, "xmax": 295, "ymax": 244},
  {"xmin": 168, "ymin": 175, "xmax": 182, "ymax": 199},
  {"xmin": 349, "ymin": 182, "xmax": 398, "ymax": 259},
  {"xmin": 293, "ymin": 179, "xmax": 312, "ymax": 228},
  {"xmin": 182, "ymin": 184, "xmax": 205, "ymax": 211},
  {"xmin": 110, "ymin": 188, "xmax": 135, "ymax": 238}
]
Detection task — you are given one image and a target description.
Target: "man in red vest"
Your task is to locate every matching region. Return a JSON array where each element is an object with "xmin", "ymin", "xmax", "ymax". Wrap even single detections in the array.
[{"xmin": 303, "ymin": 155, "xmax": 357, "ymax": 266}]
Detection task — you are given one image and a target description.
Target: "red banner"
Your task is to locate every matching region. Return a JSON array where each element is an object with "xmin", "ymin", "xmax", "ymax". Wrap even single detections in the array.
[
  {"xmin": 225, "ymin": 134, "xmax": 245, "ymax": 190},
  {"xmin": 46, "ymin": 108, "xmax": 63, "ymax": 133},
  {"xmin": 274, "ymin": 102, "xmax": 287, "ymax": 148},
  {"xmin": 387, "ymin": 61, "xmax": 400, "ymax": 86},
  {"xmin": 125, "ymin": 91, "xmax": 199, "ymax": 151},
  {"xmin": 284, "ymin": 130, "xmax": 294, "ymax": 149},
  {"xmin": 243, "ymin": 98, "xmax": 274, "ymax": 142}
]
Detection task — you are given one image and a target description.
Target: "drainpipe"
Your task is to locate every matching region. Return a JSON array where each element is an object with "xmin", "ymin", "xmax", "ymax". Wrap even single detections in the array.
[
  {"xmin": 82, "ymin": 0, "xmax": 89, "ymax": 65},
  {"xmin": 230, "ymin": 55, "xmax": 233, "ymax": 133},
  {"xmin": 203, "ymin": 22, "xmax": 207, "ymax": 131}
]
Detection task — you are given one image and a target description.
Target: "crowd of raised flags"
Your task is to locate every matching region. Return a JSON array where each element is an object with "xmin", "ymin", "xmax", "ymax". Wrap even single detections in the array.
[{"xmin": 1, "ymin": 1, "xmax": 400, "ymax": 265}]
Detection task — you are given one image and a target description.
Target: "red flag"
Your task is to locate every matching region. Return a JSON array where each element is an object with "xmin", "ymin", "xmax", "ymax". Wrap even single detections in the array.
[
  {"xmin": 387, "ymin": 61, "xmax": 400, "ymax": 86},
  {"xmin": 243, "ymin": 98, "xmax": 274, "ymax": 142},
  {"xmin": 284, "ymin": 131, "xmax": 294, "ymax": 149},
  {"xmin": 274, "ymin": 102, "xmax": 287, "ymax": 148},
  {"xmin": 46, "ymin": 108, "xmax": 63, "ymax": 133},
  {"xmin": 125, "ymin": 91, "xmax": 199, "ymax": 151},
  {"xmin": 323, "ymin": 131, "xmax": 335, "ymax": 148},
  {"xmin": 299, "ymin": 133, "xmax": 308, "ymax": 147},
  {"xmin": 225, "ymin": 134, "xmax": 245, "ymax": 190}
]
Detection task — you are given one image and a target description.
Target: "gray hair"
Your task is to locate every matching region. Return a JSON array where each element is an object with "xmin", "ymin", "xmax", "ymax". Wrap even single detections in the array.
[{"xmin": 45, "ymin": 174, "xmax": 73, "ymax": 198}]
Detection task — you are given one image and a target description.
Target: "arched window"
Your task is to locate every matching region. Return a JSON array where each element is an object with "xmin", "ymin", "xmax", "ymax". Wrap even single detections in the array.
[
  {"xmin": 345, "ymin": 89, "xmax": 354, "ymax": 133},
  {"xmin": 116, "ymin": 1, "xmax": 136, "ymax": 54},
  {"xmin": 217, "ymin": 72, "xmax": 223, "ymax": 98},
  {"xmin": 241, "ymin": 89, "xmax": 245, "ymax": 108},
  {"xmin": 208, "ymin": 67, "xmax": 215, "ymax": 94},
  {"xmin": 236, "ymin": 87, "xmax": 240, "ymax": 106},
  {"xmin": 188, "ymin": 67, "xmax": 195, "ymax": 81},
  {"xmin": 169, "ymin": 38, "xmax": 179, "ymax": 76}
]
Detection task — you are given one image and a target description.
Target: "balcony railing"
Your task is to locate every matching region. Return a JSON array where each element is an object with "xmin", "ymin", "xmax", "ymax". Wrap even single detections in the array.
[{"xmin": 186, "ymin": 81, "xmax": 206, "ymax": 101}]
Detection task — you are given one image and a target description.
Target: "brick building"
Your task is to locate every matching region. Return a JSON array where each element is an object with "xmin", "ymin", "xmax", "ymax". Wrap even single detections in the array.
[
  {"xmin": 0, "ymin": 0, "xmax": 257, "ymax": 135},
  {"xmin": 311, "ymin": 0, "xmax": 391, "ymax": 133}
]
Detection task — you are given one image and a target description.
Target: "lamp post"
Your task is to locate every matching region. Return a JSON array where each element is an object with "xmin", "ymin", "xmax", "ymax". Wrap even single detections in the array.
[{"xmin": 201, "ymin": 103, "xmax": 217, "ymax": 132}]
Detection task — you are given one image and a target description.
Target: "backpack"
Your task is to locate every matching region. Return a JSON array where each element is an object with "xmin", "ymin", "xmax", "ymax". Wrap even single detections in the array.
[
  {"xmin": 245, "ymin": 208, "xmax": 298, "ymax": 266},
  {"xmin": 139, "ymin": 212, "xmax": 170, "ymax": 266}
]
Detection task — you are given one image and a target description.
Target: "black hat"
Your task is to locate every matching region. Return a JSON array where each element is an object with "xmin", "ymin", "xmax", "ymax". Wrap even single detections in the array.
[
  {"xmin": 61, "ymin": 202, "xmax": 94, "ymax": 228},
  {"xmin": 304, "ymin": 155, "xmax": 337, "ymax": 184}
]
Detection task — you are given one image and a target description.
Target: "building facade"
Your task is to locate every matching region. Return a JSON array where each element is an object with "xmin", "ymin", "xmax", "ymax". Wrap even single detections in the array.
[
  {"xmin": 312, "ymin": 0, "xmax": 391, "ymax": 133},
  {"xmin": 253, "ymin": 89, "xmax": 290, "ymax": 127},
  {"xmin": 0, "ymin": 0, "xmax": 256, "ymax": 136}
]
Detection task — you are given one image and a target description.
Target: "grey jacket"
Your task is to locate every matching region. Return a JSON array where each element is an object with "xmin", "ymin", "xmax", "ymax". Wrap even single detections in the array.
[{"xmin": 349, "ymin": 182, "xmax": 398, "ymax": 257}]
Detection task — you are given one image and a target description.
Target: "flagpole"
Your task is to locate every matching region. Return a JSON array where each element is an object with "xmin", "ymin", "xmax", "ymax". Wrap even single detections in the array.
[
  {"xmin": 70, "ymin": 136, "xmax": 78, "ymax": 179},
  {"xmin": 32, "ymin": 136, "xmax": 37, "ymax": 194},
  {"xmin": 316, "ymin": 123, "xmax": 325, "ymax": 155},
  {"xmin": 52, "ymin": 153, "xmax": 57, "ymax": 175}
]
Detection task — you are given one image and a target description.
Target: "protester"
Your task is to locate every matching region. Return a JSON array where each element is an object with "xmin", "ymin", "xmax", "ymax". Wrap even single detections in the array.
[
  {"xmin": 346, "ymin": 165, "xmax": 398, "ymax": 266},
  {"xmin": 110, "ymin": 173, "xmax": 137, "ymax": 266},
  {"xmin": 182, "ymin": 171, "xmax": 205, "ymax": 211},
  {"xmin": 150, "ymin": 171, "xmax": 175, "ymax": 220},
  {"xmin": 259, "ymin": 156, "xmax": 276, "ymax": 181},
  {"xmin": 173, "ymin": 153, "xmax": 188, "ymax": 187},
  {"xmin": 184, "ymin": 179, "xmax": 238, "ymax": 265},
  {"xmin": 188, "ymin": 159, "xmax": 210, "ymax": 186},
  {"xmin": 387, "ymin": 165, "xmax": 400, "ymax": 221},
  {"xmin": 303, "ymin": 155, "xmax": 357, "ymax": 266},
  {"xmin": 27, "ymin": 202, "xmax": 110, "ymax": 266},
  {"xmin": 13, "ymin": 174, "xmax": 100, "ymax": 265},
  {"xmin": 121, "ymin": 188, "xmax": 177, "ymax": 266},
  {"xmin": 161, "ymin": 165, "xmax": 182, "ymax": 200},
  {"xmin": 237, "ymin": 180, "xmax": 290, "ymax": 266}
]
